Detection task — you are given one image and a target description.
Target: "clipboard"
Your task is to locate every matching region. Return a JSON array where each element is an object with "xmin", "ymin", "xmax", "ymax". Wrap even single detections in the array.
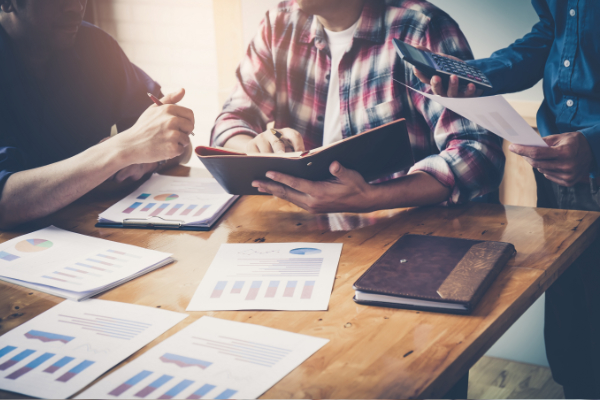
[{"xmin": 95, "ymin": 197, "xmax": 238, "ymax": 231}]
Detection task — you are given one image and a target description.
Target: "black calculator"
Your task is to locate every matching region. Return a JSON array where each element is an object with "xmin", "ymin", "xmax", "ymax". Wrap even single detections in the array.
[{"xmin": 393, "ymin": 39, "xmax": 492, "ymax": 90}]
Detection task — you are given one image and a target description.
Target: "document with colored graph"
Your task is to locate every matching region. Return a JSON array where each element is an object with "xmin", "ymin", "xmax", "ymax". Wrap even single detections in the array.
[
  {"xmin": 77, "ymin": 316, "xmax": 328, "ymax": 400},
  {"xmin": 187, "ymin": 243, "xmax": 343, "ymax": 311},
  {"xmin": 0, "ymin": 226, "xmax": 173, "ymax": 300},
  {"xmin": 0, "ymin": 299, "xmax": 186, "ymax": 399},
  {"xmin": 97, "ymin": 174, "xmax": 238, "ymax": 231}
]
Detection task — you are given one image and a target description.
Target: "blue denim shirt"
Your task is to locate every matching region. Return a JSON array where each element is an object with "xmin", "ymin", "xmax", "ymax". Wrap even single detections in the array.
[
  {"xmin": 469, "ymin": 0, "xmax": 600, "ymax": 170},
  {"xmin": 0, "ymin": 22, "xmax": 161, "ymax": 195}
]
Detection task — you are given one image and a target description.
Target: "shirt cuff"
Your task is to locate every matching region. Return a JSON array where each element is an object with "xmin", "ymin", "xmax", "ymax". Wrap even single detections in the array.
[
  {"xmin": 580, "ymin": 124, "xmax": 600, "ymax": 177},
  {"xmin": 409, "ymin": 154, "xmax": 459, "ymax": 205}
]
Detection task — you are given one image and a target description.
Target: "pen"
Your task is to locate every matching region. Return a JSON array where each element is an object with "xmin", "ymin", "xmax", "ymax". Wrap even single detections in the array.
[
  {"xmin": 270, "ymin": 128, "xmax": 294, "ymax": 152},
  {"xmin": 147, "ymin": 93, "xmax": 195, "ymax": 136}
]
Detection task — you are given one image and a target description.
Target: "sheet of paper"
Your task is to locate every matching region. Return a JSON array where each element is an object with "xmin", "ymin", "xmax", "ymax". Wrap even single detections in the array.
[
  {"xmin": 186, "ymin": 243, "xmax": 343, "ymax": 311},
  {"xmin": 399, "ymin": 81, "xmax": 548, "ymax": 147},
  {"xmin": 98, "ymin": 174, "xmax": 238, "ymax": 226},
  {"xmin": 0, "ymin": 300, "xmax": 187, "ymax": 399},
  {"xmin": 0, "ymin": 226, "xmax": 172, "ymax": 299},
  {"xmin": 77, "ymin": 316, "xmax": 328, "ymax": 400}
]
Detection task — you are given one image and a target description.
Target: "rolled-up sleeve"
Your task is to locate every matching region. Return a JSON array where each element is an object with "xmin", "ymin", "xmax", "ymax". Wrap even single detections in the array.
[
  {"xmin": 210, "ymin": 10, "xmax": 277, "ymax": 147},
  {"xmin": 407, "ymin": 14, "xmax": 505, "ymax": 204}
]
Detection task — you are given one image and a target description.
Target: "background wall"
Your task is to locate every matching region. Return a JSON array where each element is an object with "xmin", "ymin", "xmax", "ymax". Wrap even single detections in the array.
[{"xmin": 94, "ymin": 0, "xmax": 220, "ymax": 166}]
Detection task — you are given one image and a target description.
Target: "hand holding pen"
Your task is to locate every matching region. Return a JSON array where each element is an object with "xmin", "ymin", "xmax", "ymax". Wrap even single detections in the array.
[{"xmin": 148, "ymin": 92, "xmax": 195, "ymax": 136}]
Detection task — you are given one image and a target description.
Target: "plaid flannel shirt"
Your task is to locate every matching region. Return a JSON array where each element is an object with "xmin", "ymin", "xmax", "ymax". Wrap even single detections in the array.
[{"xmin": 211, "ymin": 0, "xmax": 505, "ymax": 204}]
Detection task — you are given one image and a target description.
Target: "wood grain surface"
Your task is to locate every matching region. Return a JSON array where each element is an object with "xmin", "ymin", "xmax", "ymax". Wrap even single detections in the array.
[{"xmin": 0, "ymin": 166, "xmax": 598, "ymax": 399}]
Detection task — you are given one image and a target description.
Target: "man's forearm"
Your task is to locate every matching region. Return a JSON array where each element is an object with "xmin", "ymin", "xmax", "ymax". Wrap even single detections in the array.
[
  {"xmin": 367, "ymin": 171, "xmax": 451, "ymax": 210},
  {"xmin": 0, "ymin": 141, "xmax": 128, "ymax": 229}
]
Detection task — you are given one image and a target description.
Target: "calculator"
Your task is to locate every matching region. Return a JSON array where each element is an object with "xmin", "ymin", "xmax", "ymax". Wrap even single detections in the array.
[{"xmin": 393, "ymin": 39, "xmax": 492, "ymax": 90}]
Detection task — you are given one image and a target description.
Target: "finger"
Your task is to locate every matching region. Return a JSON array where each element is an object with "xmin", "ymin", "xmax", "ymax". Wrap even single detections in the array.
[
  {"xmin": 171, "ymin": 116, "xmax": 194, "ymax": 135},
  {"xmin": 246, "ymin": 140, "xmax": 261, "ymax": 154},
  {"xmin": 463, "ymin": 83, "xmax": 476, "ymax": 97},
  {"xmin": 431, "ymin": 75, "xmax": 444, "ymax": 96},
  {"xmin": 329, "ymin": 161, "xmax": 360, "ymax": 183},
  {"xmin": 509, "ymin": 143, "xmax": 558, "ymax": 160},
  {"xmin": 252, "ymin": 180, "xmax": 311, "ymax": 209},
  {"xmin": 413, "ymin": 66, "xmax": 431, "ymax": 85},
  {"xmin": 255, "ymin": 135, "xmax": 275, "ymax": 154},
  {"xmin": 281, "ymin": 128, "xmax": 305, "ymax": 152},
  {"xmin": 166, "ymin": 105, "xmax": 195, "ymax": 126},
  {"xmin": 541, "ymin": 172, "xmax": 576, "ymax": 187},
  {"xmin": 264, "ymin": 130, "xmax": 287, "ymax": 153},
  {"xmin": 160, "ymin": 88, "xmax": 185, "ymax": 105},
  {"xmin": 447, "ymin": 75, "xmax": 459, "ymax": 98},
  {"xmin": 265, "ymin": 171, "xmax": 314, "ymax": 194},
  {"xmin": 522, "ymin": 157, "xmax": 569, "ymax": 171}
]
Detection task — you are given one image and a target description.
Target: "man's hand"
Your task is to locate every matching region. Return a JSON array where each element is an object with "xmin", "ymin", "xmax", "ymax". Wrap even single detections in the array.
[
  {"xmin": 251, "ymin": 161, "xmax": 375, "ymax": 213},
  {"xmin": 412, "ymin": 45, "xmax": 483, "ymax": 98},
  {"xmin": 246, "ymin": 128, "xmax": 305, "ymax": 154},
  {"xmin": 509, "ymin": 132, "xmax": 594, "ymax": 187},
  {"xmin": 113, "ymin": 89, "xmax": 194, "ymax": 165}
]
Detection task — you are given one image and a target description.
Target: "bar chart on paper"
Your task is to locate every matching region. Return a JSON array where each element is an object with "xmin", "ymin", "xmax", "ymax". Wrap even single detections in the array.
[
  {"xmin": 0, "ymin": 226, "xmax": 173, "ymax": 299},
  {"xmin": 187, "ymin": 243, "xmax": 343, "ymax": 311},
  {"xmin": 77, "ymin": 317, "xmax": 329, "ymax": 400},
  {"xmin": 98, "ymin": 175, "xmax": 238, "ymax": 227},
  {"xmin": 0, "ymin": 300, "xmax": 187, "ymax": 399}
]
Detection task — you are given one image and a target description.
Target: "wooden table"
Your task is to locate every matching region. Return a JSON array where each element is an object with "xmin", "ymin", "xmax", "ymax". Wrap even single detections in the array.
[{"xmin": 1, "ymin": 166, "xmax": 599, "ymax": 399}]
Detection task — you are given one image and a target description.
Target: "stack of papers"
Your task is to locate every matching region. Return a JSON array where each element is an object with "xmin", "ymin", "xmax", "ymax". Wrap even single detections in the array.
[
  {"xmin": 0, "ymin": 226, "xmax": 174, "ymax": 300},
  {"xmin": 77, "ymin": 316, "xmax": 328, "ymax": 399},
  {"xmin": 98, "ymin": 174, "xmax": 238, "ymax": 230},
  {"xmin": 0, "ymin": 299, "xmax": 187, "ymax": 399}
]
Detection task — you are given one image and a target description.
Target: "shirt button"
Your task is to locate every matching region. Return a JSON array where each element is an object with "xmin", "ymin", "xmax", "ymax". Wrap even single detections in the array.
[
  {"xmin": 317, "ymin": 116, "xmax": 324, "ymax": 122},
  {"xmin": 325, "ymin": 74, "xmax": 330, "ymax": 80},
  {"xmin": 564, "ymin": 60, "xmax": 571, "ymax": 68},
  {"xmin": 567, "ymin": 99, "xmax": 574, "ymax": 107},
  {"xmin": 570, "ymin": 9, "xmax": 576, "ymax": 16}
]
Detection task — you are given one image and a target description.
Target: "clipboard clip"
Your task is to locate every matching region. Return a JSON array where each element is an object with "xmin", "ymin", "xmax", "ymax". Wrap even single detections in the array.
[{"xmin": 123, "ymin": 217, "xmax": 184, "ymax": 229}]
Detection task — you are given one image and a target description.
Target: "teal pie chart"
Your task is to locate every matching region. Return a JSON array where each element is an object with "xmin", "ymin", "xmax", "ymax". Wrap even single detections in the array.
[{"xmin": 290, "ymin": 248, "xmax": 322, "ymax": 255}]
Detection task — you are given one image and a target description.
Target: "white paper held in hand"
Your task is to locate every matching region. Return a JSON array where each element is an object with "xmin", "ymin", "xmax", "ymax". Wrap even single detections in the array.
[{"xmin": 397, "ymin": 80, "xmax": 548, "ymax": 147}]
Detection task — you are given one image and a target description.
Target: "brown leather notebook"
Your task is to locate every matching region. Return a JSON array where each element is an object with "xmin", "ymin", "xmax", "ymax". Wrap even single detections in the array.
[
  {"xmin": 353, "ymin": 234, "xmax": 515, "ymax": 314},
  {"xmin": 196, "ymin": 119, "xmax": 414, "ymax": 195}
]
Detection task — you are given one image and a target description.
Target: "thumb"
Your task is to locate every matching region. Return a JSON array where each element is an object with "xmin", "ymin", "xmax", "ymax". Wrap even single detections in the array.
[
  {"xmin": 330, "ymin": 161, "xmax": 350, "ymax": 180},
  {"xmin": 160, "ymin": 88, "xmax": 185, "ymax": 105}
]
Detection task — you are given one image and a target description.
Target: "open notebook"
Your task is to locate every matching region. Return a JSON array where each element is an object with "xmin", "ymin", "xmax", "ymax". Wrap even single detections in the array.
[{"xmin": 97, "ymin": 174, "xmax": 238, "ymax": 231}]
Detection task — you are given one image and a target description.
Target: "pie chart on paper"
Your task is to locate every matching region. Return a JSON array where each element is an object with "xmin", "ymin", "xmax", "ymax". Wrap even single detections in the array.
[
  {"xmin": 15, "ymin": 239, "xmax": 53, "ymax": 253},
  {"xmin": 154, "ymin": 194, "xmax": 179, "ymax": 201},
  {"xmin": 290, "ymin": 248, "xmax": 322, "ymax": 255}
]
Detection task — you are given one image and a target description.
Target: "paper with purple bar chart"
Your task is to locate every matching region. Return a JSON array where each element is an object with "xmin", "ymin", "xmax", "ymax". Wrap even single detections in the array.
[
  {"xmin": 77, "ymin": 316, "xmax": 328, "ymax": 399},
  {"xmin": 0, "ymin": 299, "xmax": 186, "ymax": 399},
  {"xmin": 98, "ymin": 174, "xmax": 238, "ymax": 228},
  {"xmin": 0, "ymin": 226, "xmax": 173, "ymax": 300},
  {"xmin": 187, "ymin": 243, "xmax": 343, "ymax": 311}
]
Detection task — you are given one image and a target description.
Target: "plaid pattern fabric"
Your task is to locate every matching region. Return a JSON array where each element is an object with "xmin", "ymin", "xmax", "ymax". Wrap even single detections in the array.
[{"xmin": 211, "ymin": 0, "xmax": 504, "ymax": 204}]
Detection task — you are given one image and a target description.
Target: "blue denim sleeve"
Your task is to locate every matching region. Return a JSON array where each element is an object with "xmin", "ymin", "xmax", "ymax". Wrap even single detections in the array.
[
  {"xmin": 0, "ymin": 146, "xmax": 26, "ymax": 196},
  {"xmin": 467, "ymin": 0, "xmax": 554, "ymax": 96}
]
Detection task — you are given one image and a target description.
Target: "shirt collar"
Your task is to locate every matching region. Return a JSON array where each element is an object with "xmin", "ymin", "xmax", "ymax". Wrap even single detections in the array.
[{"xmin": 299, "ymin": 0, "xmax": 386, "ymax": 48}]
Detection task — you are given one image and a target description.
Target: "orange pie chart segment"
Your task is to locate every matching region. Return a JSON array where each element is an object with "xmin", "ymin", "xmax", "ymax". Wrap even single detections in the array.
[
  {"xmin": 154, "ymin": 194, "xmax": 179, "ymax": 201},
  {"xmin": 15, "ymin": 239, "xmax": 54, "ymax": 253}
]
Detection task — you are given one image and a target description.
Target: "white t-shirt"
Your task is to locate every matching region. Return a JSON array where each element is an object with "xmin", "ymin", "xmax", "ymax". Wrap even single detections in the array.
[{"xmin": 322, "ymin": 20, "xmax": 360, "ymax": 146}]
